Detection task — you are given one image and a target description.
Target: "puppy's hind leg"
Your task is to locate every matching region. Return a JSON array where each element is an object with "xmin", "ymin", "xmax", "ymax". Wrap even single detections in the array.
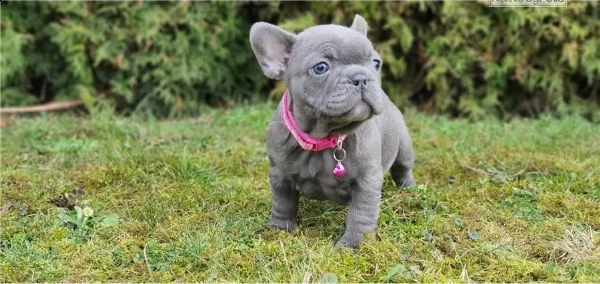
[{"xmin": 390, "ymin": 138, "xmax": 416, "ymax": 189}]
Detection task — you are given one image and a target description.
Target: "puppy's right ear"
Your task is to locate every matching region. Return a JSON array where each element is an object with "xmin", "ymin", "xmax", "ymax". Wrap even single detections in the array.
[{"xmin": 249, "ymin": 22, "xmax": 297, "ymax": 80}]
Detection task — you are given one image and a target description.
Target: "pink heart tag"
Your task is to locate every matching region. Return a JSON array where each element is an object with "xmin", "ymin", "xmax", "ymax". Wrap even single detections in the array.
[{"xmin": 333, "ymin": 161, "xmax": 345, "ymax": 177}]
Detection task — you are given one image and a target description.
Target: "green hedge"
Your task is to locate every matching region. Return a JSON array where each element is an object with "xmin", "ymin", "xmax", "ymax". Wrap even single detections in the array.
[
  {"xmin": 1, "ymin": 1, "xmax": 272, "ymax": 116},
  {"xmin": 2, "ymin": 1, "xmax": 599, "ymax": 119}
]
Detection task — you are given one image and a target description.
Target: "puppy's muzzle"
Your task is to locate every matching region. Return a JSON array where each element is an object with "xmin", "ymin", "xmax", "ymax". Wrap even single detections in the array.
[
  {"xmin": 346, "ymin": 72, "xmax": 383, "ymax": 115},
  {"xmin": 347, "ymin": 73, "xmax": 373, "ymax": 92}
]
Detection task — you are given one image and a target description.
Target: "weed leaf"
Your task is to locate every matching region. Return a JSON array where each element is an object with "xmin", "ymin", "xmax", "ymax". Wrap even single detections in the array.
[
  {"xmin": 99, "ymin": 213, "xmax": 120, "ymax": 227},
  {"xmin": 75, "ymin": 206, "xmax": 83, "ymax": 221},
  {"xmin": 320, "ymin": 272, "xmax": 338, "ymax": 283},
  {"xmin": 58, "ymin": 212, "xmax": 77, "ymax": 225},
  {"xmin": 422, "ymin": 229, "xmax": 434, "ymax": 242},
  {"xmin": 468, "ymin": 231, "xmax": 481, "ymax": 241},
  {"xmin": 384, "ymin": 264, "xmax": 409, "ymax": 282}
]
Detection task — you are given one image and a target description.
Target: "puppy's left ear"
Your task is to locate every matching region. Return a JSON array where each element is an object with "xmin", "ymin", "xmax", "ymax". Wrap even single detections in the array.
[{"xmin": 350, "ymin": 14, "xmax": 368, "ymax": 36}]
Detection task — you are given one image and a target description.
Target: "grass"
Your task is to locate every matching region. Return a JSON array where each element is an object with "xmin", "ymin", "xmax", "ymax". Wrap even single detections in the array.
[{"xmin": 1, "ymin": 103, "xmax": 599, "ymax": 282}]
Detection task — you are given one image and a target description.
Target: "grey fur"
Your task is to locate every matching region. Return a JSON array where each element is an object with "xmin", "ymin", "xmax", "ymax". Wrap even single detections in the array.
[{"xmin": 249, "ymin": 14, "xmax": 416, "ymax": 248}]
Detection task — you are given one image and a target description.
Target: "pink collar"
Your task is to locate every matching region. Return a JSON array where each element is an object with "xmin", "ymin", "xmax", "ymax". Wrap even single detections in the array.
[{"xmin": 282, "ymin": 89, "xmax": 346, "ymax": 151}]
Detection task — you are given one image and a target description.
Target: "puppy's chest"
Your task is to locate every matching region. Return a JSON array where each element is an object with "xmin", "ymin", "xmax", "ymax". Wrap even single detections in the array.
[{"xmin": 283, "ymin": 150, "xmax": 356, "ymax": 203}]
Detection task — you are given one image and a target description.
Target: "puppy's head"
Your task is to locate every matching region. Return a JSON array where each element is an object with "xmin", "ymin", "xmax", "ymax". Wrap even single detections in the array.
[{"xmin": 250, "ymin": 15, "xmax": 385, "ymax": 134}]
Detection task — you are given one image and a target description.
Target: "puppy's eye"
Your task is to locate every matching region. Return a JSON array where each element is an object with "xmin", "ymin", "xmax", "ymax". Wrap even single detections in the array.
[
  {"xmin": 373, "ymin": 59, "xmax": 381, "ymax": 71},
  {"xmin": 311, "ymin": 62, "xmax": 330, "ymax": 75}
]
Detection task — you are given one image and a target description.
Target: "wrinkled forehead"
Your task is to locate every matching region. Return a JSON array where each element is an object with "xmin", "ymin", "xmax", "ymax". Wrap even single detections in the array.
[{"xmin": 292, "ymin": 25, "xmax": 376, "ymax": 62}]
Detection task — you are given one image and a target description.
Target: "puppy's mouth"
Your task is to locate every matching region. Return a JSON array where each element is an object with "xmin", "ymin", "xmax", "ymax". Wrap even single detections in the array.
[
  {"xmin": 322, "ymin": 98, "xmax": 377, "ymax": 123},
  {"xmin": 314, "ymin": 81, "xmax": 384, "ymax": 135},
  {"xmin": 320, "ymin": 102, "xmax": 375, "ymax": 135}
]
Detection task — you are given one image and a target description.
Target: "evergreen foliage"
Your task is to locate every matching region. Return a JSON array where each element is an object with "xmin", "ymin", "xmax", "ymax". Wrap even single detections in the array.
[
  {"xmin": 2, "ymin": 1, "xmax": 598, "ymax": 119},
  {"xmin": 1, "ymin": 1, "xmax": 267, "ymax": 116}
]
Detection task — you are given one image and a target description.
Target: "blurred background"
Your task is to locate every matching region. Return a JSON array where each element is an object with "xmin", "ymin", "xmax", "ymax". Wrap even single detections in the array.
[{"xmin": 1, "ymin": 1, "xmax": 599, "ymax": 120}]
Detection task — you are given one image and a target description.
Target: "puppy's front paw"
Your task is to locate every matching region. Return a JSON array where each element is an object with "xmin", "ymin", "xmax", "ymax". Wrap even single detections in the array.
[
  {"xmin": 335, "ymin": 233, "xmax": 362, "ymax": 249},
  {"xmin": 392, "ymin": 169, "xmax": 416, "ymax": 189},
  {"xmin": 400, "ymin": 176, "xmax": 416, "ymax": 188},
  {"xmin": 267, "ymin": 217, "xmax": 297, "ymax": 232}
]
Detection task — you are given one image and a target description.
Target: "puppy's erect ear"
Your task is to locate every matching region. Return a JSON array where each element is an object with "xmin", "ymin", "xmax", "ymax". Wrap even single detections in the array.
[
  {"xmin": 350, "ymin": 14, "xmax": 368, "ymax": 36},
  {"xmin": 249, "ymin": 22, "xmax": 297, "ymax": 80}
]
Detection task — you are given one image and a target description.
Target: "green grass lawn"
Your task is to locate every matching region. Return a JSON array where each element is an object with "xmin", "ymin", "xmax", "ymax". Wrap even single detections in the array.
[{"xmin": 1, "ymin": 103, "xmax": 599, "ymax": 282}]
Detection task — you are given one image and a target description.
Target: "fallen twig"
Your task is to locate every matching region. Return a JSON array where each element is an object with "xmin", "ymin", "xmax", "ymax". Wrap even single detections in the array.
[
  {"xmin": 0, "ymin": 100, "xmax": 84, "ymax": 114},
  {"xmin": 512, "ymin": 169, "xmax": 526, "ymax": 178},
  {"xmin": 143, "ymin": 243, "xmax": 153, "ymax": 278},
  {"xmin": 459, "ymin": 163, "xmax": 490, "ymax": 176}
]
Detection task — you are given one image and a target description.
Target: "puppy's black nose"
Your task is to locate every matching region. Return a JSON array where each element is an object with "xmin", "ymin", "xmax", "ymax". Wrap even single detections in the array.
[{"xmin": 350, "ymin": 74, "xmax": 369, "ymax": 89}]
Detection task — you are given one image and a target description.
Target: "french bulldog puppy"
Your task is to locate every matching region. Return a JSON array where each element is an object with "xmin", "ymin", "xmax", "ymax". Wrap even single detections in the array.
[{"xmin": 249, "ymin": 15, "xmax": 416, "ymax": 248}]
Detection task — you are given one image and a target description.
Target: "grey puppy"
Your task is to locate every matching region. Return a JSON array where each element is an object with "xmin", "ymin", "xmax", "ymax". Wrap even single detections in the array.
[{"xmin": 249, "ymin": 15, "xmax": 416, "ymax": 248}]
